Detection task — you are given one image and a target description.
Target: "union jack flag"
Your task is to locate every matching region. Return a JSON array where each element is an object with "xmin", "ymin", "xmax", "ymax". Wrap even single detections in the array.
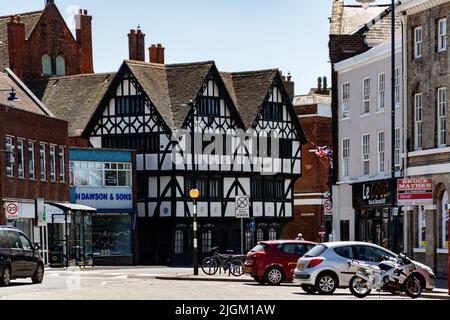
[{"xmin": 315, "ymin": 146, "xmax": 333, "ymax": 161}]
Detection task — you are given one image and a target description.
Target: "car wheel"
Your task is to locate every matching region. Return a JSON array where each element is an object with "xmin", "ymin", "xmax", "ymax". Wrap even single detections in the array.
[
  {"xmin": 0, "ymin": 266, "xmax": 11, "ymax": 287},
  {"xmin": 315, "ymin": 273, "xmax": 338, "ymax": 295},
  {"xmin": 264, "ymin": 267, "xmax": 284, "ymax": 286},
  {"xmin": 301, "ymin": 284, "xmax": 317, "ymax": 294},
  {"xmin": 32, "ymin": 264, "xmax": 44, "ymax": 284},
  {"xmin": 253, "ymin": 276, "xmax": 266, "ymax": 285}
]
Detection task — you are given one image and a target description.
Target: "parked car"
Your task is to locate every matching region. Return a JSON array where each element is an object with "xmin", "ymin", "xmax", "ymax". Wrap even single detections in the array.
[
  {"xmin": 293, "ymin": 241, "xmax": 435, "ymax": 295},
  {"xmin": 244, "ymin": 240, "xmax": 316, "ymax": 285},
  {"xmin": 0, "ymin": 226, "xmax": 44, "ymax": 287}
]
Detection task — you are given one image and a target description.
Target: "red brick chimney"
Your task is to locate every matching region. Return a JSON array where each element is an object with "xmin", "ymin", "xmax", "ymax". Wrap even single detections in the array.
[
  {"xmin": 75, "ymin": 9, "xmax": 94, "ymax": 74},
  {"xmin": 7, "ymin": 15, "xmax": 26, "ymax": 80},
  {"xmin": 149, "ymin": 44, "xmax": 165, "ymax": 64},
  {"xmin": 128, "ymin": 28, "xmax": 146, "ymax": 61}
]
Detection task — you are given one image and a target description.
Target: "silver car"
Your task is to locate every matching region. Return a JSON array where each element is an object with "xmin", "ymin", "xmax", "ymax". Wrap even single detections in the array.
[{"xmin": 293, "ymin": 241, "xmax": 435, "ymax": 295}]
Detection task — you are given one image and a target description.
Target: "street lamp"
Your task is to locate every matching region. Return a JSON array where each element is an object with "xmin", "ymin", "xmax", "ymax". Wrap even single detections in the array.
[
  {"xmin": 359, "ymin": 0, "xmax": 397, "ymax": 252},
  {"xmin": 0, "ymin": 87, "xmax": 19, "ymax": 111},
  {"xmin": 189, "ymin": 188, "xmax": 200, "ymax": 276}
]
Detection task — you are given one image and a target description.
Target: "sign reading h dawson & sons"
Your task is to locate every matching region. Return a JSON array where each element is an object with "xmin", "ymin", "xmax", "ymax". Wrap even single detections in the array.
[
  {"xmin": 73, "ymin": 187, "xmax": 133, "ymax": 210},
  {"xmin": 353, "ymin": 180, "xmax": 393, "ymax": 208}
]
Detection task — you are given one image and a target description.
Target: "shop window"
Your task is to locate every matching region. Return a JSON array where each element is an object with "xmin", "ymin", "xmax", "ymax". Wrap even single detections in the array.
[
  {"xmin": 174, "ymin": 230, "xmax": 184, "ymax": 255},
  {"xmin": 202, "ymin": 230, "xmax": 212, "ymax": 254},
  {"xmin": 256, "ymin": 228, "xmax": 264, "ymax": 242},
  {"xmin": 441, "ymin": 191, "xmax": 448, "ymax": 249},
  {"xmin": 245, "ymin": 230, "xmax": 254, "ymax": 252},
  {"xmin": 92, "ymin": 215, "xmax": 132, "ymax": 257},
  {"xmin": 418, "ymin": 206, "xmax": 426, "ymax": 248},
  {"xmin": 268, "ymin": 228, "xmax": 277, "ymax": 240}
]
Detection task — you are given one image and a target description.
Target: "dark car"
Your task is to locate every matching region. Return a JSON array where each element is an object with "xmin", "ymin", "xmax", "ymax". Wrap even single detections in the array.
[
  {"xmin": 0, "ymin": 226, "xmax": 44, "ymax": 287},
  {"xmin": 244, "ymin": 240, "xmax": 316, "ymax": 285}
]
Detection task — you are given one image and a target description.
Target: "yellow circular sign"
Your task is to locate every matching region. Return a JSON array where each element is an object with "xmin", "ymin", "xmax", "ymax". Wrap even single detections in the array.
[{"xmin": 189, "ymin": 189, "xmax": 200, "ymax": 199}]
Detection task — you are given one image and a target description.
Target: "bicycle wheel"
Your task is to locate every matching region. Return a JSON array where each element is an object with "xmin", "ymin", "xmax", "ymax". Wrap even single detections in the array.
[
  {"xmin": 229, "ymin": 259, "xmax": 244, "ymax": 277},
  {"xmin": 201, "ymin": 257, "xmax": 218, "ymax": 275}
]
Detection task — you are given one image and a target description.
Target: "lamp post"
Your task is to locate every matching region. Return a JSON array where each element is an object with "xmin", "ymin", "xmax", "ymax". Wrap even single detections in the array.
[
  {"xmin": 358, "ymin": 0, "xmax": 397, "ymax": 252},
  {"xmin": 190, "ymin": 188, "xmax": 200, "ymax": 276}
]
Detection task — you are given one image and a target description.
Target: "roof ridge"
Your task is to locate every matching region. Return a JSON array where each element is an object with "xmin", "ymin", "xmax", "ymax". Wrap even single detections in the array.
[
  {"xmin": 224, "ymin": 69, "xmax": 279, "ymax": 77},
  {"xmin": 35, "ymin": 72, "xmax": 116, "ymax": 81},
  {"xmin": 125, "ymin": 59, "xmax": 215, "ymax": 69},
  {"xmin": 0, "ymin": 10, "xmax": 43, "ymax": 20}
]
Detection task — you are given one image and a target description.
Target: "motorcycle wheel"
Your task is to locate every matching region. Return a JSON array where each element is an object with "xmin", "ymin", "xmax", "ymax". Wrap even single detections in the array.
[
  {"xmin": 403, "ymin": 276, "xmax": 422, "ymax": 299},
  {"xmin": 349, "ymin": 276, "xmax": 371, "ymax": 298}
]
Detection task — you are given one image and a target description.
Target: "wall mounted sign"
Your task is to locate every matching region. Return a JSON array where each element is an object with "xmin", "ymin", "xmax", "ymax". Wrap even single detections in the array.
[
  {"xmin": 397, "ymin": 179, "xmax": 433, "ymax": 206},
  {"xmin": 353, "ymin": 179, "xmax": 393, "ymax": 208}
]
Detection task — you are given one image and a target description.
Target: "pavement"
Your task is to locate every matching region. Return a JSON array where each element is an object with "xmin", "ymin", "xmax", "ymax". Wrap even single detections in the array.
[{"xmin": 43, "ymin": 266, "xmax": 450, "ymax": 300}]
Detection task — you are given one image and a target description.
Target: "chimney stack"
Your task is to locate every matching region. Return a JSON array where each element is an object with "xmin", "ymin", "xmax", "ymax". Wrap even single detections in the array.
[
  {"xmin": 128, "ymin": 27, "xmax": 146, "ymax": 61},
  {"xmin": 149, "ymin": 44, "xmax": 165, "ymax": 64},
  {"xmin": 7, "ymin": 15, "xmax": 26, "ymax": 80},
  {"xmin": 75, "ymin": 9, "xmax": 94, "ymax": 73}
]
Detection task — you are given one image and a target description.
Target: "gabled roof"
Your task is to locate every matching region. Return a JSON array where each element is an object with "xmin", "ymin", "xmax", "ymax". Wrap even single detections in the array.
[
  {"xmin": 221, "ymin": 69, "xmax": 279, "ymax": 129},
  {"xmin": 0, "ymin": 68, "xmax": 53, "ymax": 116},
  {"xmin": 125, "ymin": 60, "xmax": 214, "ymax": 130},
  {"xmin": 29, "ymin": 73, "xmax": 115, "ymax": 137},
  {"xmin": 0, "ymin": 10, "xmax": 43, "ymax": 71}
]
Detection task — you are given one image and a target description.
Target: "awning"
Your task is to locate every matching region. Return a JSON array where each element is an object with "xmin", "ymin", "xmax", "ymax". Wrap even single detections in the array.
[{"xmin": 46, "ymin": 202, "xmax": 97, "ymax": 213}]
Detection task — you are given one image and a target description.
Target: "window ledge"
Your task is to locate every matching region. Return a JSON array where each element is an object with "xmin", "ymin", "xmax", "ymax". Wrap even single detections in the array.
[
  {"xmin": 413, "ymin": 248, "xmax": 426, "ymax": 253},
  {"xmin": 339, "ymin": 117, "xmax": 350, "ymax": 122},
  {"xmin": 360, "ymin": 113, "xmax": 370, "ymax": 118},
  {"xmin": 375, "ymin": 109, "xmax": 385, "ymax": 115}
]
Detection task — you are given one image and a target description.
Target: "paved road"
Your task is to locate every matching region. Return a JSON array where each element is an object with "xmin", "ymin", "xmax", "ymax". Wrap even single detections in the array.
[{"xmin": 0, "ymin": 267, "xmax": 446, "ymax": 300}]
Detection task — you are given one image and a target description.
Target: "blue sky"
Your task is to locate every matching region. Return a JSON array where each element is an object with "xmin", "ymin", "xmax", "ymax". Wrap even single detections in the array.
[{"xmin": 0, "ymin": 0, "xmax": 390, "ymax": 94}]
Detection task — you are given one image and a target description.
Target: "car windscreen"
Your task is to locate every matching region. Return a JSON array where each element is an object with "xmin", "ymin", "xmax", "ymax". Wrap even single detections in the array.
[
  {"xmin": 303, "ymin": 244, "xmax": 327, "ymax": 258},
  {"xmin": 250, "ymin": 244, "xmax": 268, "ymax": 252}
]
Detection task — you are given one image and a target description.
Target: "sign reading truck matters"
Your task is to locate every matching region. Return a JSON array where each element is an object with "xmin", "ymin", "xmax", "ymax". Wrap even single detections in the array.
[{"xmin": 397, "ymin": 179, "xmax": 433, "ymax": 206}]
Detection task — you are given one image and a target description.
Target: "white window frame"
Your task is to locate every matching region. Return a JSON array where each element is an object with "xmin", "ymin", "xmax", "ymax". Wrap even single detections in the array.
[
  {"xmin": 362, "ymin": 77, "xmax": 371, "ymax": 115},
  {"xmin": 28, "ymin": 141, "xmax": 35, "ymax": 180},
  {"xmin": 377, "ymin": 131, "xmax": 385, "ymax": 174},
  {"xmin": 394, "ymin": 67, "xmax": 400, "ymax": 107},
  {"xmin": 377, "ymin": 73, "xmax": 385, "ymax": 112},
  {"xmin": 17, "ymin": 139, "xmax": 24, "ymax": 179},
  {"xmin": 438, "ymin": 87, "xmax": 446, "ymax": 148},
  {"xmin": 342, "ymin": 138, "xmax": 350, "ymax": 178},
  {"xmin": 414, "ymin": 26, "xmax": 423, "ymax": 58},
  {"xmin": 438, "ymin": 18, "xmax": 447, "ymax": 52},
  {"xmin": 40, "ymin": 143, "xmax": 47, "ymax": 181},
  {"xmin": 395, "ymin": 127, "xmax": 401, "ymax": 172},
  {"xmin": 415, "ymin": 93, "xmax": 423, "ymax": 150},
  {"xmin": 5, "ymin": 136, "xmax": 14, "ymax": 177},
  {"xmin": 362, "ymin": 134, "xmax": 370, "ymax": 176},
  {"xmin": 59, "ymin": 146, "xmax": 65, "ymax": 182},
  {"xmin": 50, "ymin": 145, "xmax": 56, "ymax": 182},
  {"xmin": 342, "ymin": 82, "xmax": 350, "ymax": 118}
]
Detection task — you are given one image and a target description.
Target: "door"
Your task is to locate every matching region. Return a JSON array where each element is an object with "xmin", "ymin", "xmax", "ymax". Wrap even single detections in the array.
[
  {"xmin": 354, "ymin": 245, "xmax": 393, "ymax": 267},
  {"xmin": 7, "ymin": 231, "xmax": 25, "ymax": 278},
  {"xmin": 333, "ymin": 245, "xmax": 357, "ymax": 284},
  {"xmin": 0, "ymin": 230, "xmax": 12, "ymax": 271},
  {"xmin": 18, "ymin": 232, "xmax": 36, "ymax": 275}
]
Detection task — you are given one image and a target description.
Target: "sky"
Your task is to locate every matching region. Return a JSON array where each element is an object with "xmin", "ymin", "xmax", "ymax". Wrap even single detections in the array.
[{"xmin": 0, "ymin": 0, "xmax": 390, "ymax": 94}]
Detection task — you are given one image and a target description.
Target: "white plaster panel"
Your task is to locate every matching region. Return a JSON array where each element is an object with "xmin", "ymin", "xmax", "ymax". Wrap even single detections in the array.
[
  {"xmin": 283, "ymin": 159, "xmax": 291, "ymax": 174},
  {"xmin": 176, "ymin": 176, "xmax": 184, "ymax": 197},
  {"xmin": 138, "ymin": 202, "xmax": 146, "ymax": 218},
  {"xmin": 160, "ymin": 176, "xmax": 171, "ymax": 196},
  {"xmin": 90, "ymin": 137, "xmax": 101, "ymax": 148},
  {"xmin": 148, "ymin": 177, "xmax": 158, "ymax": 198},
  {"xmin": 160, "ymin": 202, "xmax": 171, "ymax": 217},
  {"xmin": 147, "ymin": 202, "xmax": 157, "ymax": 217},
  {"xmin": 162, "ymin": 154, "xmax": 172, "ymax": 171},
  {"xmin": 197, "ymin": 202, "xmax": 208, "ymax": 218},
  {"xmin": 253, "ymin": 202, "xmax": 263, "ymax": 217},
  {"xmin": 225, "ymin": 202, "xmax": 235, "ymax": 217},
  {"xmin": 224, "ymin": 178, "xmax": 235, "ymax": 198},
  {"xmin": 239, "ymin": 178, "xmax": 250, "ymax": 195},
  {"xmin": 285, "ymin": 202, "xmax": 292, "ymax": 217},
  {"xmin": 146, "ymin": 154, "xmax": 158, "ymax": 170},
  {"xmin": 211, "ymin": 202, "xmax": 221, "ymax": 217},
  {"xmin": 176, "ymin": 202, "xmax": 186, "ymax": 217},
  {"xmin": 136, "ymin": 154, "xmax": 144, "ymax": 171},
  {"xmin": 265, "ymin": 203, "xmax": 275, "ymax": 217},
  {"xmin": 108, "ymin": 99, "xmax": 115, "ymax": 116}
]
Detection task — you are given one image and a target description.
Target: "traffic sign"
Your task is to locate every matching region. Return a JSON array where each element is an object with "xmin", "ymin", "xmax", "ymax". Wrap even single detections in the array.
[
  {"xmin": 248, "ymin": 219, "xmax": 256, "ymax": 232},
  {"xmin": 236, "ymin": 195, "xmax": 250, "ymax": 218},
  {"xmin": 5, "ymin": 202, "xmax": 19, "ymax": 220},
  {"xmin": 324, "ymin": 199, "xmax": 333, "ymax": 211}
]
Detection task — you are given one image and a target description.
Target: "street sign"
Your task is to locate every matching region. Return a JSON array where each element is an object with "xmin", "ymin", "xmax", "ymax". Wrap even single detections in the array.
[
  {"xmin": 248, "ymin": 219, "xmax": 256, "ymax": 232},
  {"xmin": 36, "ymin": 198, "xmax": 47, "ymax": 226},
  {"xmin": 324, "ymin": 199, "xmax": 333, "ymax": 211},
  {"xmin": 236, "ymin": 195, "xmax": 250, "ymax": 219},
  {"xmin": 5, "ymin": 202, "xmax": 19, "ymax": 220}
]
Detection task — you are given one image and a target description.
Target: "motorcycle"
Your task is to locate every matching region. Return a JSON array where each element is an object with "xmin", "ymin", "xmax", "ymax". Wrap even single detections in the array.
[{"xmin": 347, "ymin": 253, "xmax": 422, "ymax": 299}]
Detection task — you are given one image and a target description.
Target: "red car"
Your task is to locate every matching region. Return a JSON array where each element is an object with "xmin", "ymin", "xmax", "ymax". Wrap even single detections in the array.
[{"xmin": 244, "ymin": 240, "xmax": 317, "ymax": 285}]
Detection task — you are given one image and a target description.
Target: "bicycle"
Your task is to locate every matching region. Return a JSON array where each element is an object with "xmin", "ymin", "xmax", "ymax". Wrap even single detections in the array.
[{"xmin": 201, "ymin": 247, "xmax": 245, "ymax": 277}]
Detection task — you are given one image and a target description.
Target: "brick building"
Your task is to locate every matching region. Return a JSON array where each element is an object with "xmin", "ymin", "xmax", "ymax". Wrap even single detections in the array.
[
  {"xmin": 398, "ymin": 0, "xmax": 449, "ymax": 277},
  {"xmin": 283, "ymin": 80, "xmax": 332, "ymax": 243},
  {"xmin": 329, "ymin": 0, "xmax": 402, "ymax": 243},
  {"xmin": 0, "ymin": 68, "xmax": 69, "ymax": 264},
  {"xmin": 0, "ymin": 0, "xmax": 93, "ymax": 84}
]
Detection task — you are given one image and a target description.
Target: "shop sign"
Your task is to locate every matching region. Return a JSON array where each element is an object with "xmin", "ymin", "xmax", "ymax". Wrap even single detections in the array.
[
  {"xmin": 36, "ymin": 198, "xmax": 47, "ymax": 226},
  {"xmin": 353, "ymin": 180, "xmax": 393, "ymax": 207},
  {"xmin": 5, "ymin": 202, "xmax": 19, "ymax": 220},
  {"xmin": 397, "ymin": 179, "xmax": 433, "ymax": 206},
  {"xmin": 73, "ymin": 187, "xmax": 133, "ymax": 209}
]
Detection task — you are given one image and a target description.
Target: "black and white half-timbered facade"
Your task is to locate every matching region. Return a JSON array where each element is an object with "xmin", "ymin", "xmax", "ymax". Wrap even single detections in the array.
[{"xmin": 83, "ymin": 60, "xmax": 306, "ymax": 265}]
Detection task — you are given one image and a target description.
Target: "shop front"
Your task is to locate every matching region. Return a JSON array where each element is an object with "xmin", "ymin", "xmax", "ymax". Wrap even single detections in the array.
[{"xmin": 353, "ymin": 179, "xmax": 404, "ymax": 253}]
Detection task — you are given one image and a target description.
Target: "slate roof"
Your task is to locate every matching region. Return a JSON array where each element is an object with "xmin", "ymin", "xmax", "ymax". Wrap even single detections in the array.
[
  {"xmin": 0, "ymin": 10, "xmax": 43, "ymax": 72},
  {"xmin": 0, "ymin": 68, "xmax": 52, "ymax": 116},
  {"xmin": 221, "ymin": 70, "xmax": 279, "ymax": 129},
  {"xmin": 29, "ymin": 73, "xmax": 115, "ymax": 137},
  {"xmin": 125, "ymin": 60, "xmax": 214, "ymax": 130}
]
